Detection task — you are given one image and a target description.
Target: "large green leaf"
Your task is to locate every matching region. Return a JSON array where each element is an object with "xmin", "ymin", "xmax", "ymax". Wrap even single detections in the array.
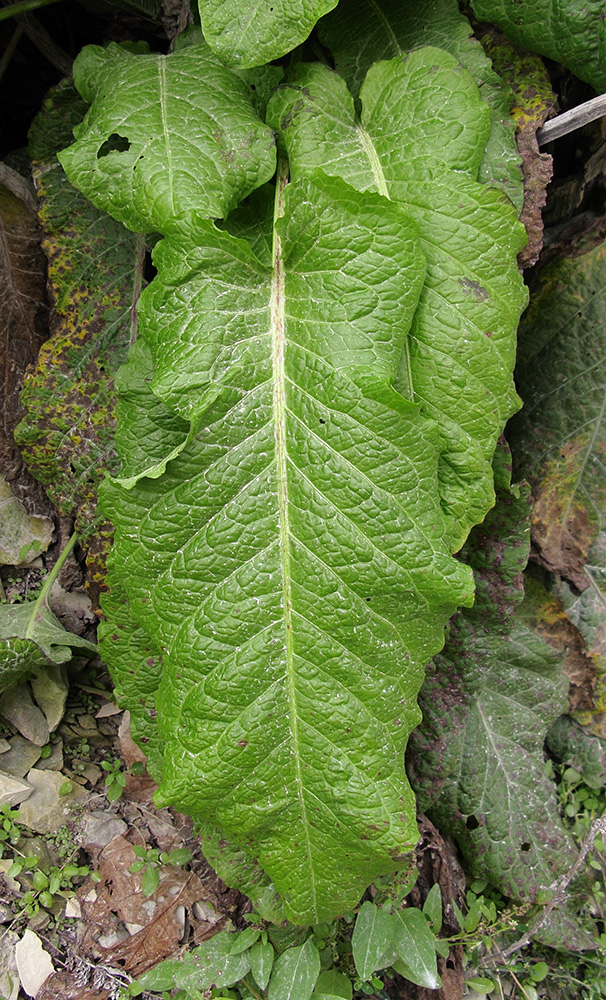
[
  {"xmin": 268, "ymin": 48, "xmax": 527, "ymax": 548},
  {"xmin": 59, "ymin": 41, "xmax": 276, "ymax": 234},
  {"xmin": 470, "ymin": 0, "xmax": 606, "ymax": 93},
  {"xmin": 317, "ymin": 0, "xmax": 523, "ymax": 210},
  {"xmin": 99, "ymin": 169, "xmax": 474, "ymax": 924},
  {"xmin": 509, "ymin": 218, "xmax": 606, "ymax": 591},
  {"xmin": 197, "ymin": 0, "xmax": 337, "ymax": 69}
]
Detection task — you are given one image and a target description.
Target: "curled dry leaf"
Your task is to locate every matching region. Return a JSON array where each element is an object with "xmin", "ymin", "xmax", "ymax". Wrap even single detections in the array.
[
  {"xmin": 0, "ymin": 182, "xmax": 48, "ymax": 486},
  {"xmin": 77, "ymin": 835, "xmax": 229, "ymax": 976},
  {"xmin": 480, "ymin": 29, "xmax": 556, "ymax": 267}
]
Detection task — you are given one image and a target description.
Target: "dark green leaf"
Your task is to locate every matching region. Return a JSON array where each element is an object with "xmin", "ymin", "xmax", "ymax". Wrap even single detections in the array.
[
  {"xmin": 351, "ymin": 902, "xmax": 393, "ymax": 981},
  {"xmin": 249, "ymin": 939, "xmax": 275, "ymax": 990},
  {"xmin": 390, "ymin": 909, "xmax": 440, "ymax": 990}
]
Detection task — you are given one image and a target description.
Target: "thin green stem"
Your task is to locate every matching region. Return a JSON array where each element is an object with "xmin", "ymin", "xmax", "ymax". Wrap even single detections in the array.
[
  {"xmin": 25, "ymin": 533, "xmax": 77, "ymax": 639},
  {"xmin": 240, "ymin": 979, "xmax": 264, "ymax": 1000},
  {"xmin": 0, "ymin": 0, "xmax": 62, "ymax": 21}
]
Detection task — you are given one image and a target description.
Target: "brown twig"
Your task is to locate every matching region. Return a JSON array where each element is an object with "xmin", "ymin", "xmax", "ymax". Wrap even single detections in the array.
[
  {"xmin": 0, "ymin": 23, "xmax": 23, "ymax": 81},
  {"xmin": 1, "ymin": 0, "xmax": 71, "ymax": 74}
]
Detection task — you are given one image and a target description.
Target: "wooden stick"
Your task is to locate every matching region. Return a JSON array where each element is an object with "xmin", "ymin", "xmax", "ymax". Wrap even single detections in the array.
[{"xmin": 537, "ymin": 93, "xmax": 606, "ymax": 145}]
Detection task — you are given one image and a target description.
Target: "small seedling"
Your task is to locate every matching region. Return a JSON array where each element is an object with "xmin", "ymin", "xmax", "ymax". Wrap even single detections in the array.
[
  {"xmin": 101, "ymin": 758, "xmax": 126, "ymax": 801},
  {"xmin": 0, "ymin": 804, "xmax": 22, "ymax": 857},
  {"xmin": 129, "ymin": 845, "xmax": 193, "ymax": 896},
  {"xmin": 7, "ymin": 852, "xmax": 92, "ymax": 918}
]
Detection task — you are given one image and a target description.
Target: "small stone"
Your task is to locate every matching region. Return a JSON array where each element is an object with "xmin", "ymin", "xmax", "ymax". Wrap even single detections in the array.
[
  {"xmin": 82, "ymin": 811, "xmax": 127, "ymax": 849},
  {"xmin": 19, "ymin": 837, "xmax": 56, "ymax": 869},
  {"xmin": 124, "ymin": 921, "xmax": 144, "ymax": 936},
  {"xmin": 97, "ymin": 926, "xmax": 129, "ymax": 949},
  {"xmin": 80, "ymin": 763, "xmax": 101, "ymax": 786},
  {"xmin": 0, "ymin": 685, "xmax": 48, "ymax": 746},
  {"xmin": 0, "ymin": 476, "xmax": 53, "ymax": 566},
  {"xmin": 0, "ymin": 739, "xmax": 10, "ymax": 753},
  {"xmin": 0, "ymin": 736, "xmax": 42, "ymax": 778},
  {"xmin": 27, "ymin": 910, "xmax": 50, "ymax": 934},
  {"xmin": 0, "ymin": 902, "xmax": 15, "ymax": 923},
  {"xmin": 76, "ymin": 715, "xmax": 98, "ymax": 732},
  {"xmin": 96, "ymin": 703, "xmax": 121, "ymax": 719},
  {"xmin": 17, "ymin": 769, "xmax": 87, "ymax": 834},
  {"xmin": 64, "ymin": 898, "xmax": 81, "ymax": 919},
  {"xmin": 0, "ymin": 859, "xmax": 20, "ymax": 893},
  {"xmin": 49, "ymin": 581, "xmax": 96, "ymax": 636},
  {"xmin": 30, "ymin": 666, "xmax": 68, "ymax": 733},
  {"xmin": 0, "ymin": 770, "xmax": 33, "ymax": 807},
  {"xmin": 192, "ymin": 900, "xmax": 221, "ymax": 925},
  {"xmin": 0, "ymin": 928, "xmax": 19, "ymax": 1000},
  {"xmin": 15, "ymin": 929, "xmax": 54, "ymax": 997}
]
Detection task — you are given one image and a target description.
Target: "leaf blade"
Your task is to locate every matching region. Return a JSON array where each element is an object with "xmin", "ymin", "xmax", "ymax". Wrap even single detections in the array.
[
  {"xmin": 100, "ymin": 173, "xmax": 474, "ymax": 923},
  {"xmin": 351, "ymin": 901, "xmax": 393, "ymax": 981},
  {"xmin": 59, "ymin": 42, "xmax": 276, "ymax": 233}
]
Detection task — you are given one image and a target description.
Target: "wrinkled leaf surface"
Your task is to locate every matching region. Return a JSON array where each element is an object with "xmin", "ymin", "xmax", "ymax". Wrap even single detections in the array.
[
  {"xmin": 269, "ymin": 48, "xmax": 527, "ymax": 547},
  {"xmin": 59, "ymin": 42, "xmax": 276, "ymax": 234},
  {"xmin": 198, "ymin": 0, "xmax": 337, "ymax": 68},
  {"xmin": 510, "ymin": 219, "xmax": 606, "ymax": 590},
  {"xmin": 318, "ymin": 0, "xmax": 523, "ymax": 210},
  {"xmin": 100, "ymin": 169, "xmax": 474, "ymax": 923},
  {"xmin": 16, "ymin": 82, "xmax": 145, "ymax": 584}
]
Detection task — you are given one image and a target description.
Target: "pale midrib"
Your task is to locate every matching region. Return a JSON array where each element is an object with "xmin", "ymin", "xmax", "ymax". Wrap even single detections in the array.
[
  {"xmin": 356, "ymin": 124, "xmax": 414, "ymax": 399},
  {"xmin": 367, "ymin": 0, "xmax": 401, "ymax": 55},
  {"xmin": 158, "ymin": 58, "xmax": 175, "ymax": 217},
  {"xmin": 270, "ymin": 158, "xmax": 318, "ymax": 917}
]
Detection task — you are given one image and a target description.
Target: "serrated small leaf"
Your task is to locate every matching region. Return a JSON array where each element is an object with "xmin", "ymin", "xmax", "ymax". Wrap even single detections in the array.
[
  {"xmin": 390, "ymin": 909, "xmax": 440, "ymax": 990},
  {"xmin": 351, "ymin": 902, "xmax": 393, "ymax": 981},
  {"xmin": 176, "ymin": 932, "xmax": 252, "ymax": 991},
  {"xmin": 249, "ymin": 939, "xmax": 275, "ymax": 990},
  {"xmin": 198, "ymin": 0, "xmax": 337, "ymax": 68},
  {"xmin": 59, "ymin": 42, "xmax": 276, "ymax": 234},
  {"xmin": 267, "ymin": 939, "xmax": 321, "ymax": 1000},
  {"xmin": 138, "ymin": 959, "xmax": 183, "ymax": 993}
]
